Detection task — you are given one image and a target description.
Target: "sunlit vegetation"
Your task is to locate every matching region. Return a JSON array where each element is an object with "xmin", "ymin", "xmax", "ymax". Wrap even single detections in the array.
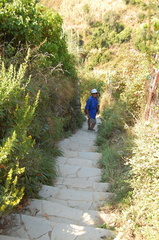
[
  {"xmin": 1, "ymin": 0, "xmax": 159, "ymax": 239},
  {"xmin": 0, "ymin": 0, "xmax": 84, "ymax": 216}
]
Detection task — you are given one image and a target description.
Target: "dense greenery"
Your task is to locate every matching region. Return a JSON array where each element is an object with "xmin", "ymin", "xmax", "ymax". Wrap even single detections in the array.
[
  {"xmin": 0, "ymin": 0, "xmax": 76, "ymax": 74},
  {"xmin": 95, "ymin": 43, "xmax": 159, "ymax": 240},
  {"xmin": 0, "ymin": 0, "xmax": 84, "ymax": 216},
  {"xmin": 96, "ymin": 104, "xmax": 134, "ymax": 203},
  {"xmin": 0, "ymin": 57, "xmax": 39, "ymax": 214},
  {"xmin": 1, "ymin": 0, "xmax": 159, "ymax": 239},
  {"xmin": 126, "ymin": 120, "xmax": 159, "ymax": 239},
  {"xmin": 61, "ymin": 0, "xmax": 159, "ymax": 72},
  {"xmin": 97, "ymin": 79, "xmax": 159, "ymax": 239}
]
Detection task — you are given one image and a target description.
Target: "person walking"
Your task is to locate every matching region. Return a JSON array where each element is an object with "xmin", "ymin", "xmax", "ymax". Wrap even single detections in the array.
[{"xmin": 85, "ymin": 89, "xmax": 100, "ymax": 131}]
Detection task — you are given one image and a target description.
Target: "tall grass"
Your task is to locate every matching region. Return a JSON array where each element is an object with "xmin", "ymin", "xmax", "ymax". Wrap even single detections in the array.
[
  {"xmin": 97, "ymin": 105, "xmax": 159, "ymax": 239},
  {"xmin": 96, "ymin": 105, "xmax": 134, "ymax": 204},
  {"xmin": 121, "ymin": 119, "xmax": 159, "ymax": 239}
]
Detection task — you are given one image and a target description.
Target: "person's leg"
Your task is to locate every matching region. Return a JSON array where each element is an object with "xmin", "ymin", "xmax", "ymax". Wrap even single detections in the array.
[
  {"xmin": 90, "ymin": 122, "xmax": 96, "ymax": 130},
  {"xmin": 88, "ymin": 118, "xmax": 91, "ymax": 130},
  {"xmin": 89, "ymin": 118, "xmax": 96, "ymax": 130}
]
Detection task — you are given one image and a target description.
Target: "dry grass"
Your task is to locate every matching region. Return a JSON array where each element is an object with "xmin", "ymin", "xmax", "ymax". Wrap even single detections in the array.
[
  {"xmin": 40, "ymin": 0, "xmax": 147, "ymax": 33},
  {"xmin": 40, "ymin": 0, "xmax": 63, "ymax": 9},
  {"xmin": 40, "ymin": 0, "xmax": 126, "ymax": 28}
]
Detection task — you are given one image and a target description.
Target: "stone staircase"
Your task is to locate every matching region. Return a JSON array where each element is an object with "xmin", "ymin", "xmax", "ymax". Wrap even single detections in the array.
[{"xmin": 0, "ymin": 119, "xmax": 115, "ymax": 240}]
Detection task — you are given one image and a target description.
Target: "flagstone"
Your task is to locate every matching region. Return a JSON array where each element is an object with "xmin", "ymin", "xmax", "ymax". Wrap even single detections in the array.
[{"xmin": 2, "ymin": 118, "xmax": 115, "ymax": 240}]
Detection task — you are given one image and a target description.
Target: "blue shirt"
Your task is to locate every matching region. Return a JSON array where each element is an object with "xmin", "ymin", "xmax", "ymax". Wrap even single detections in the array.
[{"xmin": 85, "ymin": 96, "xmax": 99, "ymax": 119}]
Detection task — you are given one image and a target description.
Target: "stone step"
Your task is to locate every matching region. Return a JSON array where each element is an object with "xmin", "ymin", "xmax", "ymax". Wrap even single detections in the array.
[
  {"xmin": 55, "ymin": 177, "xmax": 111, "ymax": 192},
  {"xmin": 7, "ymin": 214, "xmax": 114, "ymax": 240},
  {"xmin": 60, "ymin": 150, "xmax": 102, "ymax": 160},
  {"xmin": 0, "ymin": 236, "xmax": 28, "ymax": 240},
  {"xmin": 56, "ymin": 156, "xmax": 99, "ymax": 168},
  {"xmin": 56, "ymin": 164, "xmax": 102, "ymax": 180},
  {"xmin": 58, "ymin": 131, "xmax": 97, "ymax": 144},
  {"xmin": 23, "ymin": 199, "xmax": 111, "ymax": 227},
  {"xmin": 58, "ymin": 138, "xmax": 98, "ymax": 152},
  {"xmin": 39, "ymin": 185, "xmax": 113, "ymax": 210}
]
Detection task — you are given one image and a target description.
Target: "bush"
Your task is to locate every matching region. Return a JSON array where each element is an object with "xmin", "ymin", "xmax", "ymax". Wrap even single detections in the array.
[
  {"xmin": 118, "ymin": 27, "xmax": 132, "ymax": 43},
  {"xmin": 0, "ymin": 57, "xmax": 39, "ymax": 215},
  {"xmin": 107, "ymin": 53, "xmax": 150, "ymax": 119},
  {"xmin": 137, "ymin": 12, "xmax": 146, "ymax": 23},
  {"xmin": 79, "ymin": 72, "xmax": 105, "ymax": 108},
  {"xmin": 122, "ymin": 120, "xmax": 159, "ymax": 239},
  {"xmin": 134, "ymin": 28, "xmax": 148, "ymax": 52},
  {"xmin": 123, "ymin": 0, "xmax": 142, "ymax": 5},
  {"xmin": 134, "ymin": 25, "xmax": 159, "ymax": 54},
  {"xmin": 103, "ymin": 11, "xmax": 120, "ymax": 32},
  {"xmin": 96, "ymin": 107, "xmax": 125, "ymax": 145},
  {"xmin": 83, "ymin": 4, "xmax": 90, "ymax": 14},
  {"xmin": 96, "ymin": 104, "xmax": 134, "ymax": 203},
  {"xmin": 0, "ymin": 0, "xmax": 76, "ymax": 75}
]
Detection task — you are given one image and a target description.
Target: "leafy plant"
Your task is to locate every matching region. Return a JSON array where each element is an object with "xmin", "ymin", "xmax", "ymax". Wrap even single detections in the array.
[
  {"xmin": 0, "ymin": 0, "xmax": 76, "ymax": 75},
  {"xmin": 96, "ymin": 104, "xmax": 134, "ymax": 203},
  {"xmin": 0, "ymin": 57, "xmax": 40, "ymax": 215},
  {"xmin": 118, "ymin": 27, "xmax": 132, "ymax": 43},
  {"xmin": 120, "ymin": 120, "xmax": 159, "ymax": 239}
]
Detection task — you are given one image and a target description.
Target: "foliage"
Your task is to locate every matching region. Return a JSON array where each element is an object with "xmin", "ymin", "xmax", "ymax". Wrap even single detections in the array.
[
  {"xmin": 82, "ymin": 11, "xmax": 134, "ymax": 70},
  {"xmin": 123, "ymin": 0, "xmax": 142, "ymax": 5},
  {"xmin": 96, "ymin": 105, "xmax": 134, "ymax": 203},
  {"xmin": 0, "ymin": 1, "xmax": 84, "ymax": 217},
  {"xmin": 79, "ymin": 70, "xmax": 106, "ymax": 109},
  {"xmin": 105, "ymin": 52, "xmax": 150, "ymax": 119},
  {"xmin": 0, "ymin": 58, "xmax": 39, "ymax": 215},
  {"xmin": 97, "ymin": 107, "xmax": 125, "ymax": 143},
  {"xmin": 117, "ymin": 27, "xmax": 132, "ymax": 43},
  {"xmin": 84, "ymin": 22, "xmax": 127, "ymax": 54},
  {"xmin": 103, "ymin": 11, "xmax": 121, "ymax": 32},
  {"xmin": 82, "ymin": 3, "xmax": 90, "ymax": 14},
  {"xmin": 0, "ymin": 132, "xmax": 25, "ymax": 214},
  {"xmin": 133, "ymin": 17, "xmax": 159, "ymax": 54},
  {"xmin": 0, "ymin": 0, "xmax": 76, "ymax": 75},
  {"xmin": 137, "ymin": 11, "xmax": 147, "ymax": 23},
  {"xmin": 118, "ymin": 120, "xmax": 159, "ymax": 239}
]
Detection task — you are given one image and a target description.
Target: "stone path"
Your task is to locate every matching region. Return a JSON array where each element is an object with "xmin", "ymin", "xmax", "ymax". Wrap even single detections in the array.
[{"xmin": 0, "ymin": 118, "xmax": 115, "ymax": 240}]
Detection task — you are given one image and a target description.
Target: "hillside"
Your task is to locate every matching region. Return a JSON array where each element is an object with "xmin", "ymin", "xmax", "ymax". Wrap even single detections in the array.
[
  {"xmin": 0, "ymin": 1, "xmax": 159, "ymax": 239},
  {"xmin": 41, "ymin": 0, "xmax": 129, "ymax": 27},
  {"xmin": 40, "ymin": 0, "xmax": 154, "ymax": 73},
  {"xmin": 38, "ymin": 2, "xmax": 159, "ymax": 240}
]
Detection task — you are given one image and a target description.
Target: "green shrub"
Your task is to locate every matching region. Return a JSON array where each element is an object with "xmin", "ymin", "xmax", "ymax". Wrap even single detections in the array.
[
  {"xmin": 137, "ymin": 12, "xmax": 146, "ymax": 23},
  {"xmin": 0, "ymin": 58, "xmax": 39, "ymax": 215},
  {"xmin": 100, "ymin": 50, "xmax": 112, "ymax": 63},
  {"xmin": 96, "ymin": 107, "xmax": 125, "ymax": 146},
  {"xmin": 123, "ymin": 0, "xmax": 142, "ymax": 5},
  {"xmin": 79, "ymin": 72, "xmax": 105, "ymax": 108},
  {"xmin": 103, "ymin": 11, "xmax": 121, "ymax": 32},
  {"xmin": 96, "ymin": 104, "xmax": 134, "ymax": 203},
  {"xmin": 107, "ymin": 30, "xmax": 118, "ymax": 45},
  {"xmin": 134, "ymin": 24, "xmax": 159, "ymax": 54},
  {"xmin": 134, "ymin": 28, "xmax": 148, "ymax": 52},
  {"xmin": 0, "ymin": 0, "xmax": 76, "ymax": 75},
  {"xmin": 118, "ymin": 27, "xmax": 132, "ymax": 43},
  {"xmin": 83, "ymin": 3, "xmax": 90, "ymax": 14},
  {"xmin": 122, "ymin": 120, "xmax": 159, "ymax": 239},
  {"xmin": 0, "ymin": 132, "xmax": 25, "ymax": 215},
  {"xmin": 107, "ymin": 53, "xmax": 150, "ymax": 119}
]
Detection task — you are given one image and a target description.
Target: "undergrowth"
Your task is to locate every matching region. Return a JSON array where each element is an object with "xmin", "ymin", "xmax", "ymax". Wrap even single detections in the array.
[
  {"xmin": 96, "ymin": 105, "xmax": 134, "ymax": 204},
  {"xmin": 97, "ymin": 105, "xmax": 159, "ymax": 239}
]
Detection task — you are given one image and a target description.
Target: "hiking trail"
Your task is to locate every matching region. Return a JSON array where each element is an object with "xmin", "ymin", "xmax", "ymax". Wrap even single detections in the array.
[{"xmin": 0, "ymin": 118, "xmax": 115, "ymax": 240}]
